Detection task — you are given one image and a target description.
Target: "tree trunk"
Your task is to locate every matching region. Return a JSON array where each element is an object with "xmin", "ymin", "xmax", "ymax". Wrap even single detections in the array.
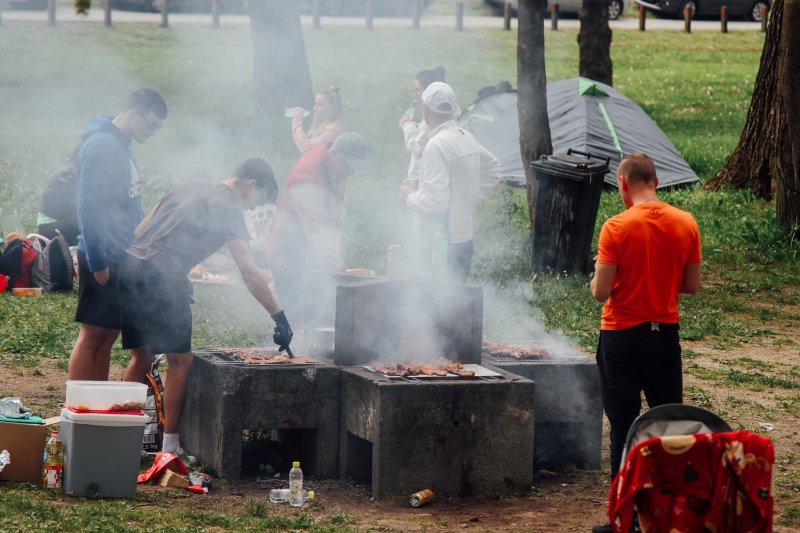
[
  {"xmin": 778, "ymin": 0, "xmax": 800, "ymax": 229},
  {"xmin": 578, "ymin": 0, "xmax": 612, "ymax": 86},
  {"xmin": 517, "ymin": 0, "xmax": 553, "ymax": 273},
  {"xmin": 704, "ymin": 0, "xmax": 792, "ymax": 205},
  {"xmin": 249, "ymin": 0, "xmax": 315, "ymax": 118}
]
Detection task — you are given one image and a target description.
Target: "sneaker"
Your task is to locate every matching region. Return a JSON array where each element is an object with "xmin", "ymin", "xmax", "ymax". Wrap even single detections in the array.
[
  {"xmin": 174, "ymin": 445, "xmax": 198, "ymax": 467},
  {"xmin": 591, "ymin": 524, "xmax": 613, "ymax": 533}
]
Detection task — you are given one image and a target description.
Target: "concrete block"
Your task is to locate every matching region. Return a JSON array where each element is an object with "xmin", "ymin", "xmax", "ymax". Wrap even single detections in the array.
[
  {"xmin": 181, "ymin": 353, "xmax": 340, "ymax": 480},
  {"xmin": 483, "ymin": 356, "xmax": 602, "ymax": 469},
  {"xmin": 338, "ymin": 366, "xmax": 534, "ymax": 499},
  {"xmin": 334, "ymin": 279, "xmax": 483, "ymax": 365}
]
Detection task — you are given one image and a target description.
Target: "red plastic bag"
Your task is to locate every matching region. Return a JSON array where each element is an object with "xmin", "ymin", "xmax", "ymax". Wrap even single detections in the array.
[{"xmin": 137, "ymin": 452, "xmax": 189, "ymax": 484}]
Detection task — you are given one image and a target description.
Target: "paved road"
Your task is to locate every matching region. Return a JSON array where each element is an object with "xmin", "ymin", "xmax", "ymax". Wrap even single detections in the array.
[{"xmin": 1, "ymin": 7, "xmax": 763, "ymax": 30}]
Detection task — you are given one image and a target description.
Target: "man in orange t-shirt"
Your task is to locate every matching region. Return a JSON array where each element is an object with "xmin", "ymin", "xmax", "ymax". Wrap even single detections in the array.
[{"xmin": 590, "ymin": 152, "xmax": 702, "ymax": 480}]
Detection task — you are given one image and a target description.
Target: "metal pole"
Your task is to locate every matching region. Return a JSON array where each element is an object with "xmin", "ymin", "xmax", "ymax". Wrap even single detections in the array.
[
  {"xmin": 47, "ymin": 0, "xmax": 56, "ymax": 27},
  {"xmin": 456, "ymin": 2, "xmax": 463, "ymax": 31},
  {"xmin": 160, "ymin": 0, "xmax": 169, "ymax": 28},
  {"xmin": 503, "ymin": 2, "xmax": 511, "ymax": 30},
  {"xmin": 312, "ymin": 0, "xmax": 321, "ymax": 29},
  {"xmin": 683, "ymin": 4, "xmax": 691, "ymax": 33},
  {"xmin": 551, "ymin": 3, "xmax": 558, "ymax": 31},
  {"xmin": 366, "ymin": 0, "xmax": 373, "ymax": 29},
  {"xmin": 760, "ymin": 6, "xmax": 767, "ymax": 31},
  {"xmin": 211, "ymin": 0, "xmax": 220, "ymax": 28},
  {"xmin": 412, "ymin": 0, "xmax": 421, "ymax": 30},
  {"xmin": 104, "ymin": 0, "xmax": 112, "ymax": 27},
  {"xmin": 721, "ymin": 6, "xmax": 727, "ymax": 33},
  {"xmin": 638, "ymin": 5, "xmax": 646, "ymax": 31}
]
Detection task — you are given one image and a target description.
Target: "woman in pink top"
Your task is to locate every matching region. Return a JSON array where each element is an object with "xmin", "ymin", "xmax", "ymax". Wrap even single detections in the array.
[{"xmin": 291, "ymin": 86, "xmax": 343, "ymax": 153}]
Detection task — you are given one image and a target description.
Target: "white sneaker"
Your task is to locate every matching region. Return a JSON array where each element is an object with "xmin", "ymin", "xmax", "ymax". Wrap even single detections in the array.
[{"xmin": 173, "ymin": 445, "xmax": 198, "ymax": 466}]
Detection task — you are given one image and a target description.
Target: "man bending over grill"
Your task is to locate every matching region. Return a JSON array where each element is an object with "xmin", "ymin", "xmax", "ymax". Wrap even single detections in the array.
[
  {"xmin": 589, "ymin": 152, "xmax": 701, "ymax": 533},
  {"xmin": 118, "ymin": 158, "xmax": 293, "ymax": 456}
]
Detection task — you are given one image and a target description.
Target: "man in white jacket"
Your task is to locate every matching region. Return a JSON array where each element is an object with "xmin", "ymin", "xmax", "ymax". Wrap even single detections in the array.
[{"xmin": 400, "ymin": 82, "xmax": 502, "ymax": 283}]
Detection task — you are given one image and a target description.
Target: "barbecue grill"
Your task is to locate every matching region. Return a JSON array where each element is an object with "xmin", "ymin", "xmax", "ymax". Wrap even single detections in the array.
[
  {"xmin": 180, "ymin": 349, "xmax": 340, "ymax": 480},
  {"xmin": 339, "ymin": 365, "xmax": 534, "ymax": 499},
  {"xmin": 482, "ymin": 341, "xmax": 602, "ymax": 469}
]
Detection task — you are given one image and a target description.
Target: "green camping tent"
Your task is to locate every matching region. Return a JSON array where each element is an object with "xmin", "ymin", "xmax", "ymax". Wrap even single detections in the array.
[{"xmin": 459, "ymin": 77, "xmax": 699, "ymax": 188}]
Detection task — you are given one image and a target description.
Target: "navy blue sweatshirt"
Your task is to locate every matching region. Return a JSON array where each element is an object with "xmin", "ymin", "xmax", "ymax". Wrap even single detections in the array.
[{"xmin": 75, "ymin": 115, "xmax": 145, "ymax": 272}]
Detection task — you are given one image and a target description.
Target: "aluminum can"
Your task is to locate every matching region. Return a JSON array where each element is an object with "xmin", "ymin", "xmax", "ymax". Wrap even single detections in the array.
[{"xmin": 409, "ymin": 488, "xmax": 434, "ymax": 507}]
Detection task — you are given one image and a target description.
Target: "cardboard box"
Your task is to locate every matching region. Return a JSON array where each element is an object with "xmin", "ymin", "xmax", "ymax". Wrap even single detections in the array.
[{"xmin": 0, "ymin": 420, "xmax": 47, "ymax": 483}]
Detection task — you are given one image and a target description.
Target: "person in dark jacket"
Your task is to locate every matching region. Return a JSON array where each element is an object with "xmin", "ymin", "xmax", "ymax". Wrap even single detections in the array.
[{"xmin": 68, "ymin": 88, "xmax": 167, "ymax": 381}]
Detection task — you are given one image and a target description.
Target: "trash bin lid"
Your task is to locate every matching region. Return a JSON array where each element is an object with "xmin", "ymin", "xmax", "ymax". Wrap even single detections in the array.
[{"xmin": 530, "ymin": 153, "xmax": 609, "ymax": 182}]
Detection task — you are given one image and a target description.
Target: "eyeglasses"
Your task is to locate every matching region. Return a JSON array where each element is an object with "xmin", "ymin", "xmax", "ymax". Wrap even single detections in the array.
[{"xmin": 137, "ymin": 111, "xmax": 162, "ymax": 133}]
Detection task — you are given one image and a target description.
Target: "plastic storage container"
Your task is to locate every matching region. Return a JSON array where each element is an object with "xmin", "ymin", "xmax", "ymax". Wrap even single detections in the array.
[
  {"xmin": 60, "ymin": 407, "xmax": 147, "ymax": 498},
  {"xmin": 530, "ymin": 150, "xmax": 609, "ymax": 275},
  {"xmin": 65, "ymin": 380, "xmax": 147, "ymax": 412}
]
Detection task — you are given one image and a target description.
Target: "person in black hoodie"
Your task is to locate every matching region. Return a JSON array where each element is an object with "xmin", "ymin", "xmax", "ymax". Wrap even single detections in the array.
[{"xmin": 68, "ymin": 88, "xmax": 167, "ymax": 382}]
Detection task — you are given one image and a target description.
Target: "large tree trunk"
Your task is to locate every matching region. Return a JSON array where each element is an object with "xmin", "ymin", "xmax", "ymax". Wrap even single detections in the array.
[
  {"xmin": 704, "ymin": 0, "xmax": 793, "ymax": 206},
  {"xmin": 518, "ymin": 0, "xmax": 553, "ymax": 219},
  {"xmin": 518, "ymin": 0, "xmax": 553, "ymax": 273},
  {"xmin": 249, "ymin": 1, "xmax": 315, "ymax": 118},
  {"xmin": 779, "ymin": 0, "xmax": 800, "ymax": 229},
  {"xmin": 578, "ymin": 0, "xmax": 612, "ymax": 86}
]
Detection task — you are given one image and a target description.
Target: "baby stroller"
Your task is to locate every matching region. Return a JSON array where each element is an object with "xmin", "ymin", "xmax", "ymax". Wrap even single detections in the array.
[{"xmin": 607, "ymin": 403, "xmax": 774, "ymax": 532}]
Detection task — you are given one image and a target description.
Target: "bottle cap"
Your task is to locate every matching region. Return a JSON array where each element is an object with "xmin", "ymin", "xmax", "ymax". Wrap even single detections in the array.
[
  {"xmin": 308, "ymin": 490, "xmax": 315, "ymax": 499},
  {"xmin": 292, "ymin": 461, "xmax": 300, "ymax": 468}
]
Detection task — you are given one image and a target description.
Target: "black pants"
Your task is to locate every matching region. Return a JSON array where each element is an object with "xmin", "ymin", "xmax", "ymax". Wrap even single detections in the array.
[
  {"xmin": 447, "ymin": 240, "xmax": 474, "ymax": 284},
  {"xmin": 596, "ymin": 322, "xmax": 683, "ymax": 478}
]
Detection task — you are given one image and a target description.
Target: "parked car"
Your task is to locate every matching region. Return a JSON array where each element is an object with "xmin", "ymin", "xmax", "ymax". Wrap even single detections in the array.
[
  {"xmin": 114, "ymin": 0, "xmax": 246, "ymax": 13},
  {"xmin": 483, "ymin": 0, "xmax": 629, "ymax": 20},
  {"xmin": 635, "ymin": 0, "xmax": 769, "ymax": 21},
  {"xmin": 7, "ymin": 0, "xmax": 47, "ymax": 10},
  {"xmin": 298, "ymin": 0, "xmax": 431, "ymax": 17}
]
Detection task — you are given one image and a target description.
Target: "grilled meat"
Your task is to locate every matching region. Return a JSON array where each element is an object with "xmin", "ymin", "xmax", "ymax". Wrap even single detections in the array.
[{"xmin": 481, "ymin": 341, "xmax": 554, "ymax": 360}]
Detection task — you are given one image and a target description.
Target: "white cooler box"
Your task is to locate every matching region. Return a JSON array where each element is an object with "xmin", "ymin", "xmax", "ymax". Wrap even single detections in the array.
[{"xmin": 60, "ymin": 408, "xmax": 148, "ymax": 498}]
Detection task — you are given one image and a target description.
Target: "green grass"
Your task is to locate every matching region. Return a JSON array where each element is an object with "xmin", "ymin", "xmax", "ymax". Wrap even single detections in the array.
[{"xmin": 0, "ymin": 21, "xmax": 793, "ymax": 356}]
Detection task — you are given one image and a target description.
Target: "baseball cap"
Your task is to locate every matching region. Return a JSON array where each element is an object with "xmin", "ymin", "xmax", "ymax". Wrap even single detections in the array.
[
  {"xmin": 421, "ymin": 82, "xmax": 458, "ymax": 115},
  {"xmin": 332, "ymin": 131, "xmax": 371, "ymax": 172}
]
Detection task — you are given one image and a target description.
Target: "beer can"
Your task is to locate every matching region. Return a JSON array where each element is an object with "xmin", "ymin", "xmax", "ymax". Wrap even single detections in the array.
[{"xmin": 409, "ymin": 488, "xmax": 435, "ymax": 507}]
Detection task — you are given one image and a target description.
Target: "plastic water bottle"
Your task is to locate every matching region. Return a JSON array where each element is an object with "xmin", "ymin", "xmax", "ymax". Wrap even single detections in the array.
[
  {"xmin": 42, "ymin": 430, "xmax": 64, "ymax": 489},
  {"xmin": 285, "ymin": 107, "xmax": 310, "ymax": 118},
  {"xmin": 289, "ymin": 461, "xmax": 303, "ymax": 507},
  {"xmin": 402, "ymin": 100, "xmax": 416, "ymax": 121},
  {"xmin": 269, "ymin": 488, "xmax": 315, "ymax": 504}
]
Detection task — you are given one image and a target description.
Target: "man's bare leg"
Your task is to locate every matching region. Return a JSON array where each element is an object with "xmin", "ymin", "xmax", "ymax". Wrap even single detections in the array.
[
  {"xmin": 123, "ymin": 346, "xmax": 155, "ymax": 384},
  {"xmin": 163, "ymin": 352, "xmax": 194, "ymax": 435},
  {"xmin": 69, "ymin": 323, "xmax": 119, "ymax": 381}
]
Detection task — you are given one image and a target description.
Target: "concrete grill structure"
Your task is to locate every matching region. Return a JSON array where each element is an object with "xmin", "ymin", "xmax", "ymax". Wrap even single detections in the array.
[
  {"xmin": 338, "ymin": 365, "xmax": 535, "ymax": 499},
  {"xmin": 483, "ymin": 350, "xmax": 602, "ymax": 469},
  {"xmin": 180, "ymin": 351, "xmax": 340, "ymax": 480},
  {"xmin": 180, "ymin": 278, "xmax": 599, "ymax": 498}
]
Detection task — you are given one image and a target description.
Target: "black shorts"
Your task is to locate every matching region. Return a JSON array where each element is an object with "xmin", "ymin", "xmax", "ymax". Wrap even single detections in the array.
[
  {"xmin": 75, "ymin": 251, "xmax": 121, "ymax": 330},
  {"xmin": 118, "ymin": 254, "xmax": 193, "ymax": 354}
]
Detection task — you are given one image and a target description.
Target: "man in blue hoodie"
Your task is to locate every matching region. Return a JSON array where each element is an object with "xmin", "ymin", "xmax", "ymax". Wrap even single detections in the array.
[{"xmin": 68, "ymin": 88, "xmax": 167, "ymax": 382}]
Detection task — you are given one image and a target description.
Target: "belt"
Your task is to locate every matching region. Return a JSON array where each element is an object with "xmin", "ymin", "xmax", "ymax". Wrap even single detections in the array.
[{"xmin": 630, "ymin": 321, "xmax": 680, "ymax": 332}]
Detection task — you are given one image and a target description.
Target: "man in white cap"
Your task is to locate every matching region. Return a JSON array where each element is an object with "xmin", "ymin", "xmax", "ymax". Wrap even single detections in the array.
[
  {"xmin": 400, "ymin": 82, "xmax": 502, "ymax": 283},
  {"xmin": 265, "ymin": 131, "xmax": 370, "ymax": 323}
]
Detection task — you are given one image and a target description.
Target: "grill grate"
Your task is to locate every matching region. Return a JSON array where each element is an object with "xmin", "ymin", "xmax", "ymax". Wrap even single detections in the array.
[
  {"xmin": 194, "ymin": 350, "xmax": 321, "ymax": 366},
  {"xmin": 364, "ymin": 364, "xmax": 504, "ymax": 381}
]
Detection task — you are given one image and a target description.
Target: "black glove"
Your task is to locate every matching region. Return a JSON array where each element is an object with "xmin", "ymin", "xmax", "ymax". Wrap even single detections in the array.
[{"xmin": 271, "ymin": 310, "xmax": 293, "ymax": 351}]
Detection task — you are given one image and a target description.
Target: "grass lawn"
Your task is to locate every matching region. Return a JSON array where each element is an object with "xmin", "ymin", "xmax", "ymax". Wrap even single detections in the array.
[{"xmin": 1, "ymin": 17, "xmax": 799, "ymax": 530}]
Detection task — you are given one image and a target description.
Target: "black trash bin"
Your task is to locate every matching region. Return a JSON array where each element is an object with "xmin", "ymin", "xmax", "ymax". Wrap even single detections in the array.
[{"xmin": 530, "ymin": 150, "xmax": 609, "ymax": 275}]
